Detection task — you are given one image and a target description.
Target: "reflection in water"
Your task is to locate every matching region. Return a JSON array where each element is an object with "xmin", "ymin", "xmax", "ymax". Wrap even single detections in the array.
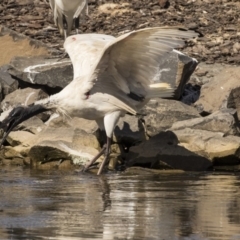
[{"xmin": 0, "ymin": 167, "xmax": 240, "ymax": 240}]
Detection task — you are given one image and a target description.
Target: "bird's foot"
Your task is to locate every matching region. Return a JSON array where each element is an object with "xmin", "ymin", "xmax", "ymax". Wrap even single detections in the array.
[
  {"xmin": 82, "ymin": 137, "xmax": 112, "ymax": 175},
  {"xmin": 82, "ymin": 145, "xmax": 107, "ymax": 173}
]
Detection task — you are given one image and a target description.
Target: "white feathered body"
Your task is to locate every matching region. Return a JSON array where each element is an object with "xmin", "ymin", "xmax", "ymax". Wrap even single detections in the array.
[{"xmin": 38, "ymin": 27, "xmax": 198, "ymax": 137}]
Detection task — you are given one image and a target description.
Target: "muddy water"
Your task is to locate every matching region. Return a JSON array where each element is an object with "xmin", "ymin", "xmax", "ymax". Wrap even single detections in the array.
[{"xmin": 0, "ymin": 167, "xmax": 240, "ymax": 240}]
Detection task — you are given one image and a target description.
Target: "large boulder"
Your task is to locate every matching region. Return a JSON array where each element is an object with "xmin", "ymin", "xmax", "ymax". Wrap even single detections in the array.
[
  {"xmin": 114, "ymin": 114, "xmax": 147, "ymax": 146},
  {"xmin": 29, "ymin": 140, "xmax": 102, "ymax": 169},
  {"xmin": 8, "ymin": 56, "xmax": 73, "ymax": 89},
  {"xmin": 3, "ymin": 125, "xmax": 102, "ymax": 169},
  {"xmin": 126, "ymin": 131, "xmax": 212, "ymax": 171},
  {"xmin": 195, "ymin": 66, "xmax": 240, "ymax": 114},
  {"xmin": 170, "ymin": 109, "xmax": 238, "ymax": 136},
  {"xmin": 172, "ymin": 128, "xmax": 240, "ymax": 165},
  {"xmin": 142, "ymin": 99, "xmax": 201, "ymax": 137}
]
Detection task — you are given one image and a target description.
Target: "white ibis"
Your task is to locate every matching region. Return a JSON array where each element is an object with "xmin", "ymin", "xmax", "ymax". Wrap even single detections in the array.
[
  {"xmin": 0, "ymin": 27, "xmax": 198, "ymax": 174},
  {"xmin": 49, "ymin": 0, "xmax": 88, "ymax": 38}
]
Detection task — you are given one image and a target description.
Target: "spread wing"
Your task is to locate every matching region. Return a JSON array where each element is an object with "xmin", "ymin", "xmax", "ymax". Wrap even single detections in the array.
[
  {"xmin": 64, "ymin": 34, "xmax": 115, "ymax": 78},
  {"xmin": 82, "ymin": 27, "xmax": 198, "ymax": 113}
]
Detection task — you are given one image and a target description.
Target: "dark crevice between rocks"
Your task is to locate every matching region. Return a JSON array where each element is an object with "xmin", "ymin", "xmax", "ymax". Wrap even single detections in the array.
[
  {"xmin": 9, "ymin": 74, "xmax": 62, "ymax": 95},
  {"xmin": 180, "ymin": 83, "xmax": 201, "ymax": 105}
]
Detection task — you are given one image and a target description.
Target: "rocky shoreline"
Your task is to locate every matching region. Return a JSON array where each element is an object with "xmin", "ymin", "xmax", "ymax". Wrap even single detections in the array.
[{"xmin": 0, "ymin": 1, "xmax": 240, "ymax": 173}]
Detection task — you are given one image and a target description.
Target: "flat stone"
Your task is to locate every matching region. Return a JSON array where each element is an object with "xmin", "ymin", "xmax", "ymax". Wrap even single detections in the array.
[
  {"xmin": 29, "ymin": 140, "xmax": 102, "ymax": 168},
  {"xmin": 8, "ymin": 56, "xmax": 73, "ymax": 88},
  {"xmin": 124, "ymin": 167, "xmax": 184, "ymax": 175},
  {"xmin": 18, "ymin": 116, "xmax": 46, "ymax": 134},
  {"xmin": 172, "ymin": 128, "xmax": 240, "ymax": 164},
  {"xmin": 1, "ymin": 87, "xmax": 48, "ymax": 111},
  {"xmin": 170, "ymin": 109, "xmax": 238, "ymax": 136},
  {"xmin": 7, "ymin": 130, "xmax": 36, "ymax": 147}
]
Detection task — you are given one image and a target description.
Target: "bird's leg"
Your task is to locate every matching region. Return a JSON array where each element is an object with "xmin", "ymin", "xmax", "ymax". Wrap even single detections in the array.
[
  {"xmin": 83, "ymin": 145, "xmax": 107, "ymax": 172},
  {"xmin": 62, "ymin": 14, "xmax": 68, "ymax": 39},
  {"xmin": 83, "ymin": 137, "xmax": 111, "ymax": 174},
  {"xmin": 97, "ymin": 137, "xmax": 111, "ymax": 175},
  {"xmin": 74, "ymin": 17, "xmax": 80, "ymax": 34}
]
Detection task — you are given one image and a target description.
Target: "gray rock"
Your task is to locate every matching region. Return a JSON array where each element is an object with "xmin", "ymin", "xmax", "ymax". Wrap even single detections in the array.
[
  {"xmin": 126, "ymin": 131, "xmax": 212, "ymax": 171},
  {"xmin": 170, "ymin": 109, "xmax": 238, "ymax": 136},
  {"xmin": 8, "ymin": 56, "xmax": 73, "ymax": 88},
  {"xmin": 227, "ymin": 86, "xmax": 240, "ymax": 120},
  {"xmin": 34, "ymin": 127, "xmax": 95, "ymax": 146},
  {"xmin": 1, "ymin": 87, "xmax": 48, "ymax": 111},
  {"xmin": 195, "ymin": 66, "xmax": 240, "ymax": 114},
  {"xmin": 0, "ymin": 65, "xmax": 18, "ymax": 101},
  {"xmin": 142, "ymin": 99, "xmax": 200, "ymax": 137},
  {"xmin": 170, "ymin": 50, "xmax": 198, "ymax": 99},
  {"xmin": 46, "ymin": 115, "xmax": 99, "ymax": 135},
  {"xmin": 18, "ymin": 116, "xmax": 46, "ymax": 135},
  {"xmin": 114, "ymin": 114, "xmax": 147, "ymax": 145}
]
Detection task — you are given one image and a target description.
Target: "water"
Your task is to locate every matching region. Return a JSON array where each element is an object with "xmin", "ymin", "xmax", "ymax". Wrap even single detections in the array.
[{"xmin": 0, "ymin": 167, "xmax": 240, "ymax": 240}]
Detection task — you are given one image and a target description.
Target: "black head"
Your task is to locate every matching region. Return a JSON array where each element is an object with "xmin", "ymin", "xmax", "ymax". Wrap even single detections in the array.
[{"xmin": 0, "ymin": 104, "xmax": 47, "ymax": 147}]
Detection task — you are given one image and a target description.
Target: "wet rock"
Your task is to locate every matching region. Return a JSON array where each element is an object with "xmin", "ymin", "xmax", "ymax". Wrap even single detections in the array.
[
  {"xmin": 27, "ymin": 126, "xmax": 101, "ymax": 167},
  {"xmin": 124, "ymin": 167, "xmax": 184, "ymax": 175},
  {"xmin": 142, "ymin": 99, "xmax": 200, "ymax": 137},
  {"xmin": 3, "ymin": 146, "xmax": 24, "ymax": 159},
  {"xmin": 29, "ymin": 140, "xmax": 102, "ymax": 169},
  {"xmin": 8, "ymin": 56, "xmax": 73, "ymax": 89},
  {"xmin": 126, "ymin": 131, "xmax": 212, "ymax": 171},
  {"xmin": 170, "ymin": 109, "xmax": 238, "ymax": 136},
  {"xmin": 1, "ymin": 87, "xmax": 48, "ymax": 111},
  {"xmin": 1, "ymin": 158, "xmax": 24, "ymax": 166},
  {"xmin": 195, "ymin": 66, "xmax": 240, "ymax": 114}
]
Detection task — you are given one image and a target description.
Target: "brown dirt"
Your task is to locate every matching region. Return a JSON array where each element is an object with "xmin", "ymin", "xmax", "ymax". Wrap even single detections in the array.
[{"xmin": 0, "ymin": 0, "xmax": 240, "ymax": 64}]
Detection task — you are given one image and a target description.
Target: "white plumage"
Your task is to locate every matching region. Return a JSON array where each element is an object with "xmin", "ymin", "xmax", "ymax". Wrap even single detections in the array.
[
  {"xmin": 49, "ymin": 0, "xmax": 88, "ymax": 38},
  {"xmin": 0, "ymin": 27, "xmax": 198, "ymax": 174}
]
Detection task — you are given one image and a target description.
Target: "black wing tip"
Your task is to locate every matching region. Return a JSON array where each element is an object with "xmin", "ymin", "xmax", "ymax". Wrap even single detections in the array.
[{"xmin": 127, "ymin": 91, "xmax": 145, "ymax": 102}]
